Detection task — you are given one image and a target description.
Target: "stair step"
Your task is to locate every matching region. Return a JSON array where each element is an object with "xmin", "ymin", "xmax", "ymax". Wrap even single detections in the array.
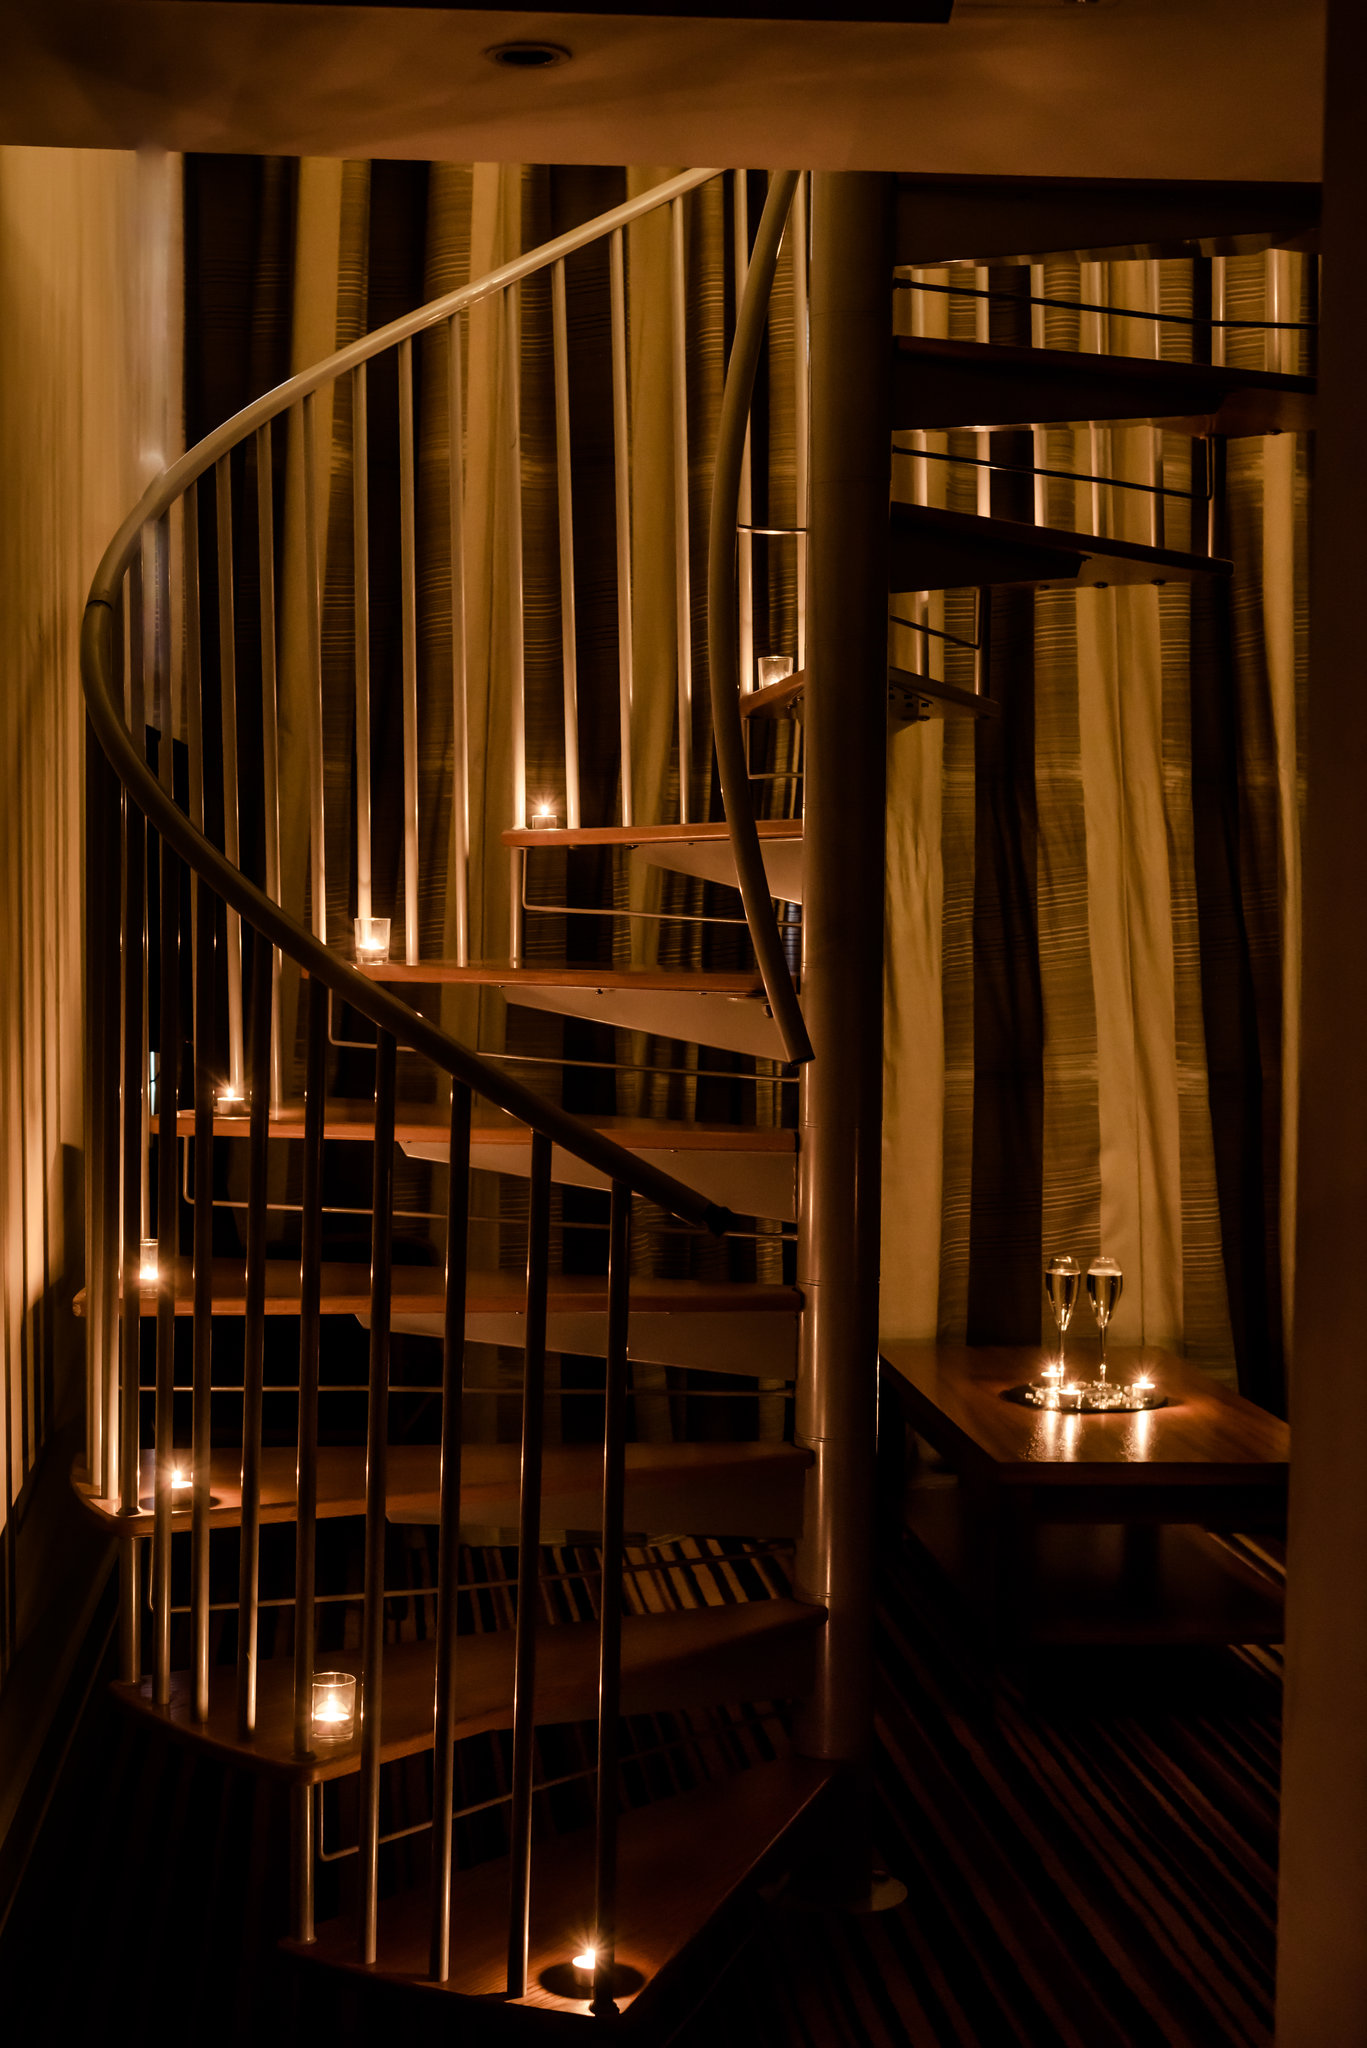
[
  {"xmin": 158, "ymin": 1108, "xmax": 798, "ymax": 1223},
  {"xmin": 895, "ymin": 172, "xmax": 1319, "ymax": 269},
  {"xmin": 75, "ymin": 1264, "xmax": 801, "ymax": 1377},
  {"xmin": 286, "ymin": 1755, "xmax": 835, "ymax": 2017},
  {"xmin": 351, "ymin": 963, "xmax": 784, "ymax": 1062},
  {"xmin": 890, "ymin": 499, "xmax": 1232, "ymax": 594},
  {"xmin": 743, "ymin": 666, "xmax": 998, "ymax": 728},
  {"xmin": 75, "ymin": 1440, "xmax": 811, "ymax": 1541},
  {"xmin": 893, "ymin": 334, "xmax": 1316, "ymax": 437},
  {"xmin": 112, "ymin": 1599, "xmax": 827, "ymax": 1782},
  {"xmin": 504, "ymin": 820, "xmax": 805, "ymax": 907}
]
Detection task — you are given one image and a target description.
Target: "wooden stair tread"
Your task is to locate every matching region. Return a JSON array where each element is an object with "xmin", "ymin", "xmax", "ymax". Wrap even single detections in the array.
[
  {"xmin": 74, "ymin": 1439, "xmax": 812, "ymax": 1536},
  {"xmin": 893, "ymin": 333, "xmax": 1316, "ymax": 436},
  {"xmin": 112, "ymin": 1597, "xmax": 827, "ymax": 1782},
  {"xmin": 349, "ymin": 960, "xmax": 768, "ymax": 992},
  {"xmin": 74, "ymin": 1263, "xmax": 801, "ymax": 1319},
  {"xmin": 287, "ymin": 1755, "xmax": 836, "ymax": 2013},
  {"xmin": 504, "ymin": 820, "xmax": 802, "ymax": 848},
  {"xmin": 889, "ymin": 498, "xmax": 1232, "ymax": 592},
  {"xmin": 159, "ymin": 1104, "xmax": 795, "ymax": 1154}
]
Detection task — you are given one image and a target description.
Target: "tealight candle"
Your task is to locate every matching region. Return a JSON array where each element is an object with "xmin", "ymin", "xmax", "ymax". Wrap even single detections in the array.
[
  {"xmin": 354, "ymin": 916, "xmax": 391, "ymax": 966},
  {"xmin": 171, "ymin": 1464, "xmax": 191, "ymax": 1493},
  {"xmin": 311, "ymin": 1671, "xmax": 357, "ymax": 1744},
  {"xmin": 572, "ymin": 1947, "xmax": 596, "ymax": 1983},
  {"xmin": 139, "ymin": 1237, "xmax": 159, "ymax": 1288},
  {"xmin": 529, "ymin": 801, "xmax": 557, "ymax": 829},
  {"xmin": 215, "ymin": 1084, "xmax": 246, "ymax": 1116},
  {"xmin": 1131, "ymin": 1374, "xmax": 1155, "ymax": 1399}
]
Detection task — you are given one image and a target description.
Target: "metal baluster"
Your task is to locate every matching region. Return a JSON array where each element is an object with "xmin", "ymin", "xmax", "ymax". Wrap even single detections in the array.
[
  {"xmin": 133, "ymin": 544, "xmax": 152, "ymax": 1252},
  {"xmin": 236, "ymin": 929, "xmax": 274, "ymax": 1739},
  {"xmin": 610, "ymin": 231, "xmax": 634, "ymax": 825},
  {"xmin": 447, "ymin": 319, "xmax": 471, "ymax": 962},
  {"xmin": 734, "ymin": 173, "xmax": 755, "ymax": 696},
  {"xmin": 507, "ymin": 287, "xmax": 528, "ymax": 960},
  {"xmin": 214, "ymin": 458, "xmax": 245, "ymax": 1095},
  {"xmin": 506, "ymin": 1129, "xmax": 552, "ymax": 1998},
  {"xmin": 257, "ymin": 424, "xmax": 285, "ymax": 1109},
  {"xmin": 359, "ymin": 1029, "xmax": 397, "ymax": 1964},
  {"xmin": 104, "ymin": 584, "xmax": 130, "ymax": 1502},
  {"xmin": 792, "ymin": 173, "xmax": 810, "ymax": 676},
  {"xmin": 191, "ymin": 872, "xmax": 215, "ymax": 1722},
  {"xmin": 670, "ymin": 201, "xmax": 693, "ymax": 824},
  {"xmin": 551, "ymin": 266, "xmax": 582, "ymax": 832},
  {"xmin": 354, "ymin": 363, "xmax": 373, "ymax": 929},
  {"xmin": 152, "ymin": 820, "xmax": 180, "ymax": 1707},
  {"xmin": 302, "ymin": 392, "xmax": 327, "ymax": 943},
  {"xmin": 119, "ymin": 563, "xmax": 147, "ymax": 1684},
  {"xmin": 291, "ymin": 977, "xmax": 327, "ymax": 1942},
  {"xmin": 591, "ymin": 1180, "xmax": 631, "ymax": 2015},
  {"xmin": 429, "ymin": 1079, "xmax": 472, "ymax": 1981},
  {"xmin": 85, "ymin": 720, "xmax": 119, "ymax": 1498},
  {"xmin": 399, "ymin": 337, "xmax": 421, "ymax": 967}
]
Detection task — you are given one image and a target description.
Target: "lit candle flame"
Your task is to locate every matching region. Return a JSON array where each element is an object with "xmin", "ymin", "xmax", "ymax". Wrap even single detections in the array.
[
  {"xmin": 171, "ymin": 1466, "xmax": 191, "ymax": 1491},
  {"xmin": 314, "ymin": 1697, "xmax": 348, "ymax": 1724},
  {"xmin": 572, "ymin": 1947, "xmax": 596, "ymax": 1973}
]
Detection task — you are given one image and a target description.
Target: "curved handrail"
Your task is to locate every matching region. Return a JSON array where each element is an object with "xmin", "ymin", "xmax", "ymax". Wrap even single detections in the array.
[
  {"xmin": 80, "ymin": 171, "xmax": 736, "ymax": 1236},
  {"xmin": 707, "ymin": 171, "xmax": 814, "ymax": 1068}
]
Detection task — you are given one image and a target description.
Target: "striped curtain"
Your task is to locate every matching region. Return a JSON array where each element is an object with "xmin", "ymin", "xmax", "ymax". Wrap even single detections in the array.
[{"xmin": 883, "ymin": 250, "xmax": 1309, "ymax": 1412}]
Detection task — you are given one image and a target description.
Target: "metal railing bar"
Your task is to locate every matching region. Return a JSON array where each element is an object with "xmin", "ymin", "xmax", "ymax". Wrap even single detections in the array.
[
  {"xmin": 506, "ymin": 1129, "xmax": 551, "ymax": 1997},
  {"xmin": 447, "ymin": 320, "xmax": 471, "ymax": 962},
  {"xmin": 734, "ymin": 171, "xmax": 755, "ymax": 698},
  {"xmin": 118, "ymin": 727, "xmax": 147, "ymax": 1685},
  {"xmin": 293, "ymin": 981, "xmax": 327, "ymax": 1767},
  {"xmin": 430, "ymin": 1080, "xmax": 471, "ymax": 1981},
  {"xmin": 892, "ymin": 275, "xmax": 1317, "ymax": 330},
  {"xmin": 152, "ymin": 829, "xmax": 180, "ymax": 1707},
  {"xmin": 888, "ymin": 612, "xmax": 980, "ymax": 651},
  {"xmin": 315, "ymin": 1704, "xmax": 790, "ymax": 1862},
  {"xmin": 610, "ymin": 231, "xmax": 634, "ymax": 828},
  {"xmin": 354, "ymin": 362, "xmax": 373, "ymax": 929},
  {"xmin": 213, "ymin": 458, "xmax": 245, "ymax": 1097},
  {"xmin": 236, "ymin": 933, "xmax": 274, "ymax": 1738},
  {"xmin": 592, "ymin": 1181, "xmax": 630, "ymax": 2012},
  {"xmin": 793, "ymin": 170, "xmax": 810, "ymax": 673},
  {"xmin": 670, "ymin": 198, "xmax": 693, "ymax": 824},
  {"xmin": 301, "ymin": 393, "xmax": 327, "ymax": 944},
  {"xmin": 256, "ymin": 423, "xmax": 285, "ymax": 1111},
  {"xmin": 191, "ymin": 874, "xmax": 215, "ymax": 1722},
  {"xmin": 893, "ymin": 438, "xmax": 1208, "ymax": 503},
  {"xmin": 359, "ymin": 1029, "xmax": 397, "ymax": 1964},
  {"xmin": 708, "ymin": 169, "xmax": 812, "ymax": 1068},
  {"xmin": 398, "ymin": 337, "xmax": 422, "ymax": 968},
  {"xmin": 551, "ymin": 267, "xmax": 582, "ymax": 835}
]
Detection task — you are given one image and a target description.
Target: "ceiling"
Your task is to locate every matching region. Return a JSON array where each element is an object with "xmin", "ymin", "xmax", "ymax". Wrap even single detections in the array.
[{"xmin": 0, "ymin": 0, "xmax": 1324, "ymax": 181}]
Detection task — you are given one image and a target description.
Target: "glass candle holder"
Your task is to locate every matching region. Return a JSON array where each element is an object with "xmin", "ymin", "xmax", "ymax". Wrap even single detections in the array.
[
  {"xmin": 311, "ymin": 1671, "xmax": 357, "ymax": 1744},
  {"xmin": 756, "ymin": 653, "xmax": 795, "ymax": 690},
  {"xmin": 354, "ymin": 917, "xmax": 391, "ymax": 966},
  {"xmin": 139, "ymin": 1237, "xmax": 159, "ymax": 1289}
]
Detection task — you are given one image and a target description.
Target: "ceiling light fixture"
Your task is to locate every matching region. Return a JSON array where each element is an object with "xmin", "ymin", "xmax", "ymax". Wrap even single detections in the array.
[{"xmin": 485, "ymin": 42, "xmax": 572, "ymax": 70}]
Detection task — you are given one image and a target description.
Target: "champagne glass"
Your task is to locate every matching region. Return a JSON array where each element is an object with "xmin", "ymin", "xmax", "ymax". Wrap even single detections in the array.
[
  {"xmin": 1044, "ymin": 1255, "xmax": 1080, "ymax": 1377},
  {"xmin": 1086, "ymin": 1257, "xmax": 1123, "ymax": 1378}
]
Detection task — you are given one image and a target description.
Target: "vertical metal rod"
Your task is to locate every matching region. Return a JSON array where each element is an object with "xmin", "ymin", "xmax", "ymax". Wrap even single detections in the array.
[
  {"xmin": 551, "ymin": 266, "xmax": 582, "ymax": 832},
  {"xmin": 610, "ymin": 231, "xmax": 635, "ymax": 824},
  {"xmin": 105, "ymin": 590, "xmax": 129, "ymax": 1499},
  {"xmin": 354, "ymin": 362, "xmax": 373, "ymax": 927},
  {"xmin": 359, "ymin": 1029, "xmax": 397, "ymax": 1965},
  {"xmin": 506, "ymin": 1129, "xmax": 552, "ymax": 1998},
  {"xmin": 191, "ymin": 872, "xmax": 215, "ymax": 1722},
  {"xmin": 793, "ymin": 174, "xmax": 893, "ymax": 1894},
  {"xmin": 118, "ymin": 759, "xmax": 146, "ymax": 1683},
  {"xmin": 291, "ymin": 978, "xmax": 327, "ymax": 1945},
  {"xmin": 734, "ymin": 173, "xmax": 755, "ymax": 695},
  {"xmin": 669, "ymin": 201, "xmax": 694, "ymax": 824},
  {"xmin": 235, "ymin": 930, "xmax": 274, "ymax": 1739},
  {"xmin": 257, "ymin": 424, "xmax": 285, "ymax": 1110},
  {"xmin": 132, "ymin": 548, "xmax": 152, "ymax": 1249},
  {"xmin": 1212, "ymin": 255, "xmax": 1227, "ymax": 367},
  {"xmin": 398, "ymin": 337, "xmax": 421, "ymax": 967},
  {"xmin": 293, "ymin": 981, "xmax": 327, "ymax": 1755},
  {"xmin": 507, "ymin": 286, "xmax": 527, "ymax": 837},
  {"xmin": 447, "ymin": 321, "xmax": 471, "ymax": 962},
  {"xmin": 591, "ymin": 1180, "xmax": 631, "ymax": 2015},
  {"xmin": 792, "ymin": 173, "xmax": 811, "ymax": 674},
  {"xmin": 152, "ymin": 830, "xmax": 180, "ymax": 1706},
  {"xmin": 214, "ymin": 458, "xmax": 245, "ymax": 1095},
  {"xmin": 185, "ymin": 484, "xmax": 205, "ymax": 835},
  {"xmin": 84, "ymin": 724, "xmax": 113, "ymax": 1494},
  {"xmin": 429, "ymin": 1079, "xmax": 472, "ymax": 1982},
  {"xmin": 302, "ymin": 392, "xmax": 327, "ymax": 942}
]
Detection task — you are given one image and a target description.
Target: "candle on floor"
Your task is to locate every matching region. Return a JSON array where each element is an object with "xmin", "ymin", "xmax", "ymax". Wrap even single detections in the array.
[
  {"xmin": 572, "ymin": 1947, "xmax": 596, "ymax": 1984},
  {"xmin": 215, "ymin": 1084, "xmax": 246, "ymax": 1116},
  {"xmin": 139, "ymin": 1238, "xmax": 159, "ymax": 1288},
  {"xmin": 353, "ymin": 917, "xmax": 391, "ymax": 966},
  {"xmin": 311, "ymin": 1672, "xmax": 357, "ymax": 1744}
]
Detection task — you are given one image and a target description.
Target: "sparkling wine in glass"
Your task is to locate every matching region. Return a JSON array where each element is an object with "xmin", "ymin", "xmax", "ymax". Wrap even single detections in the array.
[
  {"xmin": 1044, "ymin": 1255, "xmax": 1081, "ymax": 1376},
  {"xmin": 1086, "ymin": 1257, "xmax": 1123, "ymax": 1377}
]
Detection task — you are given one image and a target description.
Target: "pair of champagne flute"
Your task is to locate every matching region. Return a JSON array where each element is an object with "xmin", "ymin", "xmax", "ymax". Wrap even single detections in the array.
[{"xmin": 1044, "ymin": 1254, "xmax": 1123, "ymax": 1381}]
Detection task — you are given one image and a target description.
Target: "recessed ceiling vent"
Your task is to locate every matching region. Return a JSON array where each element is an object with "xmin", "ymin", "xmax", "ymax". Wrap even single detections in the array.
[{"xmin": 484, "ymin": 41, "xmax": 572, "ymax": 69}]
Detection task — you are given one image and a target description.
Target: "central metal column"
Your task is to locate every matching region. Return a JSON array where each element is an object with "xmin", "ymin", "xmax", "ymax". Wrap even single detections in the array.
[{"xmin": 793, "ymin": 174, "xmax": 894, "ymax": 1839}]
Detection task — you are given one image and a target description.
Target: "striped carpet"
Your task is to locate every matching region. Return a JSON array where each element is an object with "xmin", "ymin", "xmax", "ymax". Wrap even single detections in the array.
[{"xmin": 0, "ymin": 1528, "xmax": 1281, "ymax": 2046}]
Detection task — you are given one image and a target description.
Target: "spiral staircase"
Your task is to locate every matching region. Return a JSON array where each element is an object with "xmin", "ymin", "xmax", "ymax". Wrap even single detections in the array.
[{"xmin": 72, "ymin": 167, "xmax": 1313, "ymax": 2036}]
